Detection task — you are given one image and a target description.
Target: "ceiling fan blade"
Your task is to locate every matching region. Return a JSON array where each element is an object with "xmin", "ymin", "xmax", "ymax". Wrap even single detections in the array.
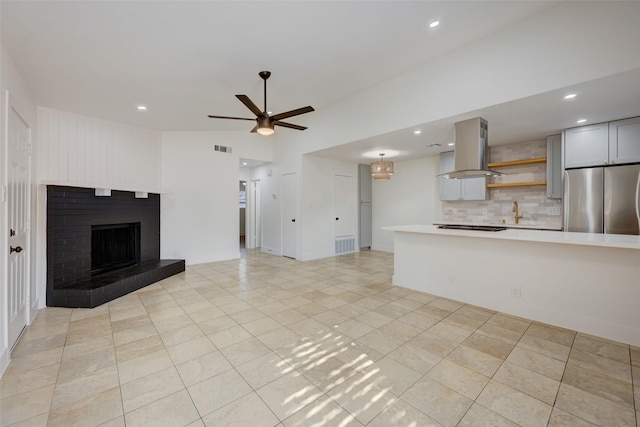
[
  {"xmin": 274, "ymin": 120, "xmax": 307, "ymax": 131},
  {"xmin": 207, "ymin": 115, "xmax": 255, "ymax": 121},
  {"xmin": 250, "ymin": 125, "xmax": 258, "ymax": 133},
  {"xmin": 236, "ymin": 95, "xmax": 263, "ymax": 117},
  {"xmin": 270, "ymin": 106, "xmax": 314, "ymax": 121}
]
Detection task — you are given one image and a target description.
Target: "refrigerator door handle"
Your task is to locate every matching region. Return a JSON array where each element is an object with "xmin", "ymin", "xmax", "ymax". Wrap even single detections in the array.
[
  {"xmin": 636, "ymin": 172, "xmax": 640, "ymax": 230},
  {"xmin": 563, "ymin": 170, "xmax": 570, "ymax": 229}
]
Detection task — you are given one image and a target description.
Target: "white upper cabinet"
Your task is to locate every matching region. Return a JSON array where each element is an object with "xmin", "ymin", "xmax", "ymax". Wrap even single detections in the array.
[
  {"xmin": 439, "ymin": 151, "xmax": 487, "ymax": 201},
  {"xmin": 564, "ymin": 123, "xmax": 609, "ymax": 168},
  {"xmin": 460, "ymin": 177, "xmax": 488, "ymax": 201},
  {"xmin": 439, "ymin": 151, "xmax": 460, "ymax": 201},
  {"xmin": 564, "ymin": 116, "xmax": 640, "ymax": 169},
  {"xmin": 609, "ymin": 116, "xmax": 640, "ymax": 165}
]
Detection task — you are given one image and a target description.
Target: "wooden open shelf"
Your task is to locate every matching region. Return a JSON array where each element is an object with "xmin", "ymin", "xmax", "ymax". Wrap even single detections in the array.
[
  {"xmin": 487, "ymin": 156, "xmax": 547, "ymax": 188},
  {"xmin": 487, "ymin": 181, "xmax": 546, "ymax": 188},
  {"xmin": 488, "ymin": 157, "xmax": 546, "ymax": 168}
]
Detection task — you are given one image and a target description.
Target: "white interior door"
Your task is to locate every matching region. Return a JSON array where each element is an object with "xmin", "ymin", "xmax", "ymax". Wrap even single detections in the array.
[
  {"xmin": 247, "ymin": 180, "xmax": 262, "ymax": 249},
  {"xmin": 281, "ymin": 173, "xmax": 297, "ymax": 258},
  {"xmin": 334, "ymin": 174, "xmax": 355, "ymax": 237},
  {"xmin": 7, "ymin": 99, "xmax": 32, "ymax": 350}
]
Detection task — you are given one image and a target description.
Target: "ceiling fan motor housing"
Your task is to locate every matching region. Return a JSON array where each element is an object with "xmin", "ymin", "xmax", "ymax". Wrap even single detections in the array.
[{"xmin": 258, "ymin": 116, "xmax": 272, "ymax": 126}]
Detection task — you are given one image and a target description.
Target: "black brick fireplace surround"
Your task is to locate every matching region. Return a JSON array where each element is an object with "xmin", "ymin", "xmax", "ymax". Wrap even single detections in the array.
[{"xmin": 46, "ymin": 185, "xmax": 185, "ymax": 308}]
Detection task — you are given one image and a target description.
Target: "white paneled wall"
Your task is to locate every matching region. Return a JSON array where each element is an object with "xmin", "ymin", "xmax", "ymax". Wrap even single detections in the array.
[{"xmin": 37, "ymin": 107, "xmax": 161, "ymax": 191}]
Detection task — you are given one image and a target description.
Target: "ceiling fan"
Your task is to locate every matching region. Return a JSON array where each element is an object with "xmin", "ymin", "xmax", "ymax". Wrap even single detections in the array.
[{"xmin": 207, "ymin": 71, "xmax": 314, "ymax": 135}]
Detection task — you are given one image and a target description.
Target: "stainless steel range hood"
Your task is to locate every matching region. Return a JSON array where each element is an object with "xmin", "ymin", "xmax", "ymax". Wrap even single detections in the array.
[{"xmin": 439, "ymin": 117, "xmax": 503, "ymax": 179}]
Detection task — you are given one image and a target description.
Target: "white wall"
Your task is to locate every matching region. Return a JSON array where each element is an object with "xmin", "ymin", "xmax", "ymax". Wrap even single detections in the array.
[
  {"xmin": 37, "ymin": 107, "xmax": 161, "ymax": 192},
  {"xmin": 160, "ymin": 131, "xmax": 273, "ymax": 264},
  {"xmin": 300, "ymin": 155, "xmax": 358, "ymax": 261},
  {"xmin": 0, "ymin": 46, "xmax": 38, "ymax": 375},
  {"xmin": 372, "ymin": 156, "xmax": 441, "ymax": 252},
  {"xmin": 239, "ymin": 168, "xmax": 250, "ymax": 182}
]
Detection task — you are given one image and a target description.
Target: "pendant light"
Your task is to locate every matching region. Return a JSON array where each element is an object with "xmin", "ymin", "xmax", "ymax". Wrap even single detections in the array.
[{"xmin": 371, "ymin": 153, "xmax": 394, "ymax": 180}]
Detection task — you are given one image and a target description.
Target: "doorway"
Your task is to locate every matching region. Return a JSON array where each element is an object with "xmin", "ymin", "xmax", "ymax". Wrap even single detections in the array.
[
  {"xmin": 247, "ymin": 180, "xmax": 262, "ymax": 249},
  {"xmin": 239, "ymin": 159, "xmax": 267, "ymax": 254},
  {"xmin": 7, "ymin": 94, "xmax": 32, "ymax": 350}
]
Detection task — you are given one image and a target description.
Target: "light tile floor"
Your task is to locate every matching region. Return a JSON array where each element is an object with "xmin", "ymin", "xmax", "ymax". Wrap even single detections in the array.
[{"xmin": 1, "ymin": 250, "xmax": 638, "ymax": 426}]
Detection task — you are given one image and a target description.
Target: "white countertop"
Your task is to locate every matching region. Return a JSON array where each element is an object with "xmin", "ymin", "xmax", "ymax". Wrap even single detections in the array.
[{"xmin": 382, "ymin": 224, "xmax": 640, "ymax": 250}]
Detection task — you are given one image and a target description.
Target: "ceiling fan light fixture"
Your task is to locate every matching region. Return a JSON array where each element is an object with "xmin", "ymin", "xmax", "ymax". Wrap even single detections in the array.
[
  {"xmin": 257, "ymin": 126, "xmax": 274, "ymax": 136},
  {"xmin": 257, "ymin": 117, "xmax": 275, "ymax": 135},
  {"xmin": 371, "ymin": 153, "xmax": 394, "ymax": 180}
]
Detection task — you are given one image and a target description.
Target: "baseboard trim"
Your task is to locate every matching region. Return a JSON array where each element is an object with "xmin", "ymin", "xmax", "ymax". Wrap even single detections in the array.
[
  {"xmin": 371, "ymin": 243, "xmax": 394, "ymax": 253},
  {"xmin": 0, "ymin": 347, "xmax": 9, "ymax": 378}
]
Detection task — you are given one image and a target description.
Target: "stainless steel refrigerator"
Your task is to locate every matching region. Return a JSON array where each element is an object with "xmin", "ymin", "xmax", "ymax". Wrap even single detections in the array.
[{"xmin": 564, "ymin": 164, "xmax": 640, "ymax": 234}]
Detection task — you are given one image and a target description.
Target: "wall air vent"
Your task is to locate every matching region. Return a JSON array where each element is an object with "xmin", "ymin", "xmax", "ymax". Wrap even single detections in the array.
[
  {"xmin": 214, "ymin": 145, "xmax": 232, "ymax": 153},
  {"xmin": 335, "ymin": 237, "xmax": 356, "ymax": 255}
]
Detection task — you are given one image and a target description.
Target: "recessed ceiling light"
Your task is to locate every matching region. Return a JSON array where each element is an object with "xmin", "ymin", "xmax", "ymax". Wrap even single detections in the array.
[
  {"xmin": 137, "ymin": 105, "xmax": 147, "ymax": 111},
  {"xmin": 564, "ymin": 93, "xmax": 577, "ymax": 100},
  {"xmin": 448, "ymin": 143, "xmax": 455, "ymax": 146},
  {"xmin": 241, "ymin": 162, "xmax": 248, "ymax": 166},
  {"xmin": 577, "ymin": 118, "xmax": 587, "ymax": 124},
  {"xmin": 429, "ymin": 21, "xmax": 440, "ymax": 28},
  {"xmin": 414, "ymin": 130, "xmax": 421, "ymax": 135}
]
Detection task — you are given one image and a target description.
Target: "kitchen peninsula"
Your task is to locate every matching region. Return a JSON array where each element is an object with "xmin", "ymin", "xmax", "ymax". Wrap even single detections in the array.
[{"xmin": 382, "ymin": 225, "xmax": 640, "ymax": 346}]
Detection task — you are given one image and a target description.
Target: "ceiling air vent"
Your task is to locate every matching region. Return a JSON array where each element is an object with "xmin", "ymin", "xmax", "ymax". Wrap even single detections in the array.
[{"xmin": 214, "ymin": 145, "xmax": 232, "ymax": 153}]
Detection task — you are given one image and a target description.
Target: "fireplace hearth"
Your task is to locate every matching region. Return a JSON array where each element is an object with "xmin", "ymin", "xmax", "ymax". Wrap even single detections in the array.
[{"xmin": 47, "ymin": 185, "xmax": 185, "ymax": 308}]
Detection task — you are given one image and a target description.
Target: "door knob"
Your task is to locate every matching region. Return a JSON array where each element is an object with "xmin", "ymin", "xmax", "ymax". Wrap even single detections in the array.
[{"xmin": 10, "ymin": 246, "xmax": 23, "ymax": 254}]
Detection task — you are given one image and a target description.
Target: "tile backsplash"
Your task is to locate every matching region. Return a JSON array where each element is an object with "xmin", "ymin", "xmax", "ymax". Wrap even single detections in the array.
[{"xmin": 442, "ymin": 139, "xmax": 563, "ymax": 229}]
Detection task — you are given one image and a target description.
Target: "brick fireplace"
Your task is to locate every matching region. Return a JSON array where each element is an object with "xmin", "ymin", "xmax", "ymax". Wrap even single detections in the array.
[{"xmin": 46, "ymin": 185, "xmax": 185, "ymax": 308}]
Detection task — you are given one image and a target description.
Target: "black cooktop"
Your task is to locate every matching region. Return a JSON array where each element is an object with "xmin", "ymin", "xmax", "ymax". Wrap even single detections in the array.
[{"xmin": 437, "ymin": 224, "xmax": 507, "ymax": 232}]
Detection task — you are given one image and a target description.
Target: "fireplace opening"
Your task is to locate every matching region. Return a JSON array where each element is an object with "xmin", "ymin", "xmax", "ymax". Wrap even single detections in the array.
[{"xmin": 91, "ymin": 223, "xmax": 141, "ymax": 275}]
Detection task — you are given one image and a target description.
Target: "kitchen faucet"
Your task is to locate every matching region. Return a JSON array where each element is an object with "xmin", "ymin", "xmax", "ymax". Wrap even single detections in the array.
[{"xmin": 512, "ymin": 201, "xmax": 523, "ymax": 224}]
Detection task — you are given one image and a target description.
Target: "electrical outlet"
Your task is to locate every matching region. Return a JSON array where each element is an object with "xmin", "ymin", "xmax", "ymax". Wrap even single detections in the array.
[
  {"xmin": 511, "ymin": 287, "xmax": 521, "ymax": 298},
  {"xmin": 448, "ymin": 276, "xmax": 457, "ymax": 286}
]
